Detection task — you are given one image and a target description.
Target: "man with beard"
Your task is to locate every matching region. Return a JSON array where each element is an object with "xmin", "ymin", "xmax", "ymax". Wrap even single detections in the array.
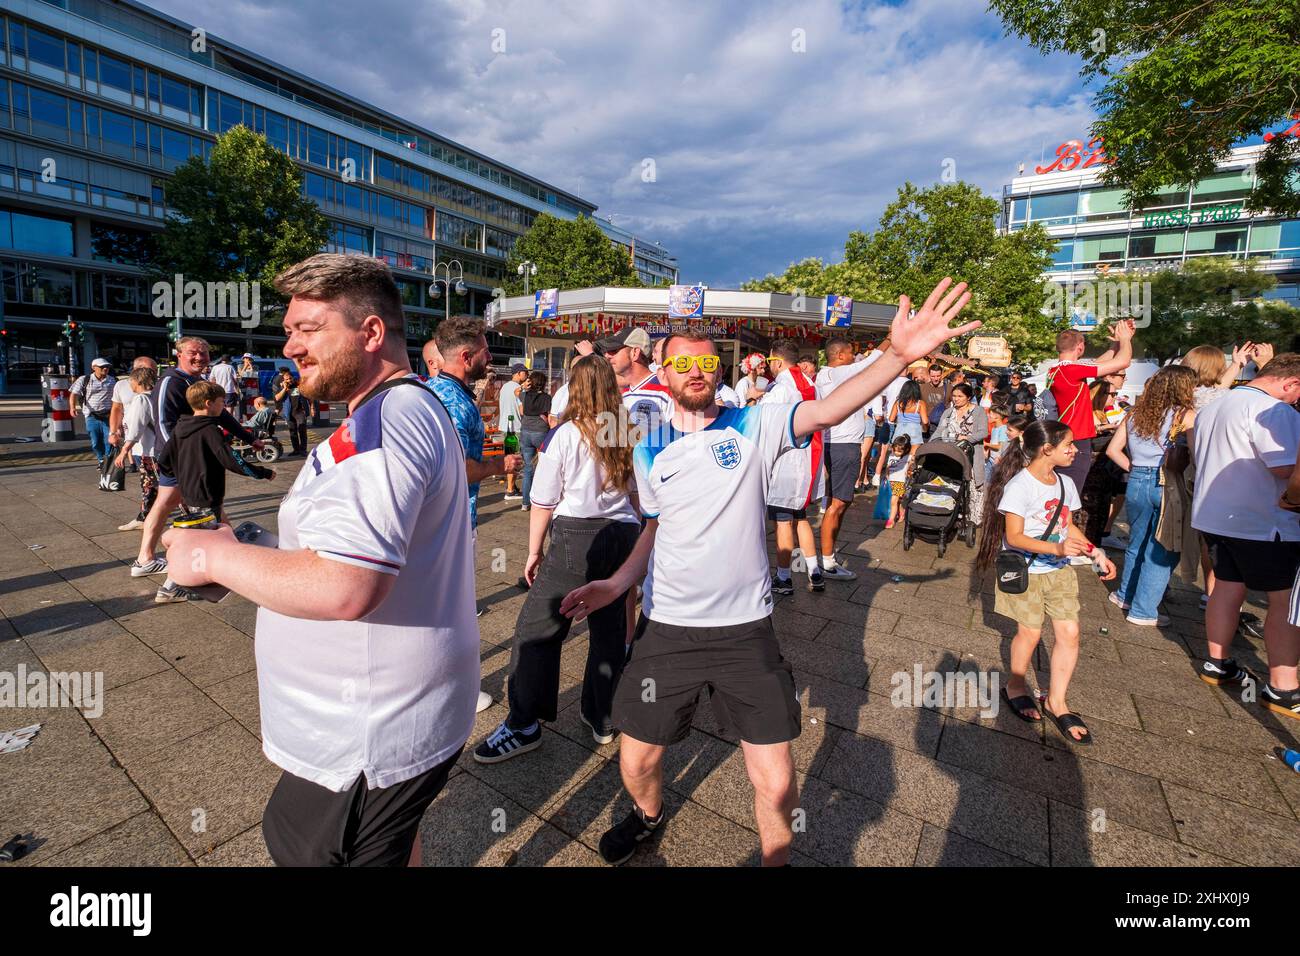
[
  {"xmin": 430, "ymin": 317, "xmax": 523, "ymax": 709},
  {"xmin": 560, "ymin": 277, "xmax": 976, "ymax": 866},
  {"xmin": 160, "ymin": 254, "xmax": 480, "ymax": 866}
]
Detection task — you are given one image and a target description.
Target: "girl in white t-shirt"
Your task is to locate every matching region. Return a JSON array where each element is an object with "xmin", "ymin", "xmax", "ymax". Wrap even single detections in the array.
[
  {"xmin": 473, "ymin": 355, "xmax": 642, "ymax": 764},
  {"xmin": 883, "ymin": 435, "xmax": 913, "ymax": 529},
  {"xmin": 974, "ymin": 420, "xmax": 1116, "ymax": 746}
]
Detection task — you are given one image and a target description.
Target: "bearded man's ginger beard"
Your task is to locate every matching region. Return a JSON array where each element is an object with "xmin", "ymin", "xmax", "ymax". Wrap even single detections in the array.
[
  {"xmin": 671, "ymin": 378, "xmax": 717, "ymax": 412},
  {"xmin": 298, "ymin": 346, "xmax": 367, "ymax": 402}
]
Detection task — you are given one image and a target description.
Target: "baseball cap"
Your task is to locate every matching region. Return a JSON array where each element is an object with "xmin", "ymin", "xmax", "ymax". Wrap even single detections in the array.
[
  {"xmin": 509, "ymin": 363, "xmax": 527, "ymax": 373},
  {"xmin": 594, "ymin": 326, "xmax": 651, "ymax": 355},
  {"xmin": 242, "ymin": 352, "xmax": 253, "ymax": 359},
  {"xmin": 91, "ymin": 358, "xmax": 111, "ymax": 368}
]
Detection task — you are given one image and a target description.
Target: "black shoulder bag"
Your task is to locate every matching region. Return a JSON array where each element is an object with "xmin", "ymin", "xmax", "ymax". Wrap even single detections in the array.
[{"xmin": 995, "ymin": 476, "xmax": 1065, "ymax": 594}]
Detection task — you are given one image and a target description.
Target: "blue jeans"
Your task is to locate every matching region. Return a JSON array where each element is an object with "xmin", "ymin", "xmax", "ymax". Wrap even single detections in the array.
[
  {"xmin": 1114, "ymin": 466, "xmax": 1178, "ymax": 620},
  {"xmin": 85, "ymin": 414, "xmax": 110, "ymax": 462},
  {"xmin": 520, "ymin": 429, "xmax": 548, "ymax": 506}
]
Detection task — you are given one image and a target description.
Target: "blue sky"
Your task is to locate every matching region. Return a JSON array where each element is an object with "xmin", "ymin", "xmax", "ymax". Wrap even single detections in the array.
[{"xmin": 152, "ymin": 0, "xmax": 1102, "ymax": 286}]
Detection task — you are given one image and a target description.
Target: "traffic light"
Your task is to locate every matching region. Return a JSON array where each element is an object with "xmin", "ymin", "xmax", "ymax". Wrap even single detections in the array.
[{"xmin": 167, "ymin": 317, "xmax": 182, "ymax": 340}]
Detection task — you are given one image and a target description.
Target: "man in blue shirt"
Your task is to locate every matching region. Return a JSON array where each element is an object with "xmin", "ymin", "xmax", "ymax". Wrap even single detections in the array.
[{"xmin": 427, "ymin": 317, "xmax": 522, "ymax": 711}]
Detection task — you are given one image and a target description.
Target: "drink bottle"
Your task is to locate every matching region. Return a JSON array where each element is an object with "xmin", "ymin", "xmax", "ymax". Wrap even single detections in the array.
[
  {"xmin": 503, "ymin": 415, "xmax": 520, "ymax": 455},
  {"xmin": 1284, "ymin": 749, "xmax": 1300, "ymax": 773}
]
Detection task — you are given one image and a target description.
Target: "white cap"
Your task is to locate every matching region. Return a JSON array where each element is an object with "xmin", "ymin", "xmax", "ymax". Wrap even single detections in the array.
[{"xmin": 91, "ymin": 358, "xmax": 111, "ymax": 368}]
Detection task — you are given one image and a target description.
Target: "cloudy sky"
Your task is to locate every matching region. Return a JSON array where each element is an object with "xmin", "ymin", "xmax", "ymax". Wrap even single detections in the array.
[{"xmin": 151, "ymin": 0, "xmax": 1099, "ymax": 286}]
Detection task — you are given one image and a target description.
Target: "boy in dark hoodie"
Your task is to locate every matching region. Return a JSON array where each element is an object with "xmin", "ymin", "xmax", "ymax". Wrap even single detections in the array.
[{"xmin": 154, "ymin": 381, "xmax": 275, "ymax": 602}]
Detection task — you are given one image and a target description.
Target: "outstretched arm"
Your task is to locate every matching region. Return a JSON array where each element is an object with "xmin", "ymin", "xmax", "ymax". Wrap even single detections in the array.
[
  {"xmin": 793, "ymin": 278, "xmax": 977, "ymax": 438},
  {"xmin": 1093, "ymin": 319, "xmax": 1135, "ymax": 377}
]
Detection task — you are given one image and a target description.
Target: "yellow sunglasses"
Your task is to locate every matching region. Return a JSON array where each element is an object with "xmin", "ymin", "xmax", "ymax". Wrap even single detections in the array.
[{"xmin": 665, "ymin": 354, "xmax": 720, "ymax": 374}]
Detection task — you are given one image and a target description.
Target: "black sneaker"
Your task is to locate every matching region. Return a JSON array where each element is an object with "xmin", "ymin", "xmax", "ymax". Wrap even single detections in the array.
[
  {"xmin": 807, "ymin": 570, "xmax": 825, "ymax": 593},
  {"xmin": 598, "ymin": 804, "xmax": 663, "ymax": 865},
  {"xmin": 472, "ymin": 720, "xmax": 542, "ymax": 764},
  {"xmin": 1198, "ymin": 658, "xmax": 1255, "ymax": 688},
  {"xmin": 1260, "ymin": 683, "xmax": 1300, "ymax": 721},
  {"xmin": 770, "ymin": 573, "xmax": 794, "ymax": 596}
]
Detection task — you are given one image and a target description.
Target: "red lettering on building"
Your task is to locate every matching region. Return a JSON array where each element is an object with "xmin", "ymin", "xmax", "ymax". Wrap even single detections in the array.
[
  {"xmin": 1035, "ymin": 137, "xmax": 1114, "ymax": 175},
  {"xmin": 1264, "ymin": 113, "xmax": 1300, "ymax": 143}
]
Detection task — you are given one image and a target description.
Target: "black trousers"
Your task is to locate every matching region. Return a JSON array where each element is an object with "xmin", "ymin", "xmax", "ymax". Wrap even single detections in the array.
[
  {"xmin": 506, "ymin": 516, "xmax": 640, "ymax": 732},
  {"xmin": 288, "ymin": 418, "xmax": 308, "ymax": 455}
]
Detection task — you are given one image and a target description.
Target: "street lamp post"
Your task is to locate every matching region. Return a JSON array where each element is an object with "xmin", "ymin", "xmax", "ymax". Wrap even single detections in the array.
[
  {"xmin": 516, "ymin": 261, "xmax": 538, "ymax": 361},
  {"xmin": 428, "ymin": 260, "xmax": 467, "ymax": 330}
]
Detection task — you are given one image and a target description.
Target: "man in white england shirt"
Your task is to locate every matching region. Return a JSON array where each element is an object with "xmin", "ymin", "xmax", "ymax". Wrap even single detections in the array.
[
  {"xmin": 161, "ymin": 254, "xmax": 479, "ymax": 866},
  {"xmin": 561, "ymin": 278, "xmax": 977, "ymax": 866}
]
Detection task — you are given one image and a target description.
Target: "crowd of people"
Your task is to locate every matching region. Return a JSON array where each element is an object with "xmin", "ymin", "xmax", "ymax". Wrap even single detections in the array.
[{"xmin": 79, "ymin": 250, "xmax": 1300, "ymax": 867}]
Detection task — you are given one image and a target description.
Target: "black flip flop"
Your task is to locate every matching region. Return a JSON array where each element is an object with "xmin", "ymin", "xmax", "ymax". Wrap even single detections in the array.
[
  {"xmin": 1001, "ymin": 687, "xmax": 1042, "ymax": 722},
  {"xmin": 1043, "ymin": 705, "xmax": 1092, "ymax": 745}
]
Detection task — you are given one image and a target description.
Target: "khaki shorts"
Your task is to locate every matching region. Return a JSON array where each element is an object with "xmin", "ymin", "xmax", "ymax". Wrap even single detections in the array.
[{"xmin": 993, "ymin": 567, "xmax": 1079, "ymax": 630}]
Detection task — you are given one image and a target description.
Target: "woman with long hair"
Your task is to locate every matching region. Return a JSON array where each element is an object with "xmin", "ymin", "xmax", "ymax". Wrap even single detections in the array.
[
  {"xmin": 873, "ymin": 380, "xmax": 927, "ymax": 482},
  {"xmin": 975, "ymin": 420, "xmax": 1116, "ymax": 744},
  {"xmin": 1105, "ymin": 366, "xmax": 1197, "ymax": 626},
  {"xmin": 735, "ymin": 352, "xmax": 771, "ymax": 406},
  {"xmin": 473, "ymin": 356, "xmax": 642, "ymax": 762},
  {"xmin": 933, "ymin": 382, "xmax": 991, "ymax": 519},
  {"xmin": 1184, "ymin": 342, "xmax": 1266, "ymax": 410}
]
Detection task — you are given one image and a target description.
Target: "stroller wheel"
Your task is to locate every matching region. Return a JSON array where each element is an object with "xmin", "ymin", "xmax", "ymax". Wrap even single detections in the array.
[
  {"xmin": 256, "ymin": 441, "xmax": 283, "ymax": 464},
  {"xmin": 964, "ymin": 522, "xmax": 976, "ymax": 548},
  {"xmin": 902, "ymin": 525, "xmax": 915, "ymax": 551},
  {"xmin": 937, "ymin": 537, "xmax": 947, "ymax": 558}
]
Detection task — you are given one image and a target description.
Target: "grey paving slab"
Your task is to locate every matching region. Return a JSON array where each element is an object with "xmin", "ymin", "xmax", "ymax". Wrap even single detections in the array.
[
  {"xmin": 1048, "ymin": 801, "xmax": 1235, "ymax": 867},
  {"xmin": 129, "ymin": 720, "xmax": 280, "ymax": 857},
  {"xmin": 197, "ymin": 826, "xmax": 274, "ymax": 867},
  {"xmin": 204, "ymin": 669, "xmax": 263, "ymax": 738},
  {"xmin": 1162, "ymin": 782, "xmax": 1300, "ymax": 867},
  {"xmin": 38, "ymin": 811, "xmax": 192, "ymax": 868},
  {"xmin": 913, "ymin": 822, "xmax": 1034, "ymax": 866},
  {"xmin": 89, "ymin": 668, "xmax": 232, "ymax": 763}
]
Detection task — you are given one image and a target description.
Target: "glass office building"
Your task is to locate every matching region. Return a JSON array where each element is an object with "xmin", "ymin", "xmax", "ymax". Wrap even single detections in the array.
[
  {"xmin": 0, "ymin": 0, "xmax": 676, "ymax": 390},
  {"xmin": 1002, "ymin": 142, "xmax": 1300, "ymax": 324}
]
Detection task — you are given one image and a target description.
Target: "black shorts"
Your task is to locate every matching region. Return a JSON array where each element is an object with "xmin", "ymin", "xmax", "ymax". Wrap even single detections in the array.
[
  {"xmin": 1203, "ymin": 533, "xmax": 1300, "ymax": 594},
  {"xmin": 261, "ymin": 747, "xmax": 461, "ymax": 866},
  {"xmin": 767, "ymin": 505, "xmax": 807, "ymax": 522},
  {"xmin": 873, "ymin": 420, "xmax": 893, "ymax": 444},
  {"xmin": 824, "ymin": 442, "xmax": 863, "ymax": 502},
  {"xmin": 613, "ymin": 616, "xmax": 800, "ymax": 746}
]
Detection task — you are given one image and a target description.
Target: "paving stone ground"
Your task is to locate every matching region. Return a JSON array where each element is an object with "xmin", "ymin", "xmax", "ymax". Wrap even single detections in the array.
[{"xmin": 2, "ymin": 440, "xmax": 1299, "ymax": 867}]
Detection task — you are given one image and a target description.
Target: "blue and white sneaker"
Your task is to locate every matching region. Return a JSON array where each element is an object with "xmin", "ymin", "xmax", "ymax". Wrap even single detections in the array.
[{"xmin": 472, "ymin": 720, "xmax": 542, "ymax": 764}]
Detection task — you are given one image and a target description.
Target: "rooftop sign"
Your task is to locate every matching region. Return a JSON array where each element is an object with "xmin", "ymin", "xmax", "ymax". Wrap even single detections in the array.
[{"xmin": 1035, "ymin": 137, "xmax": 1114, "ymax": 175}]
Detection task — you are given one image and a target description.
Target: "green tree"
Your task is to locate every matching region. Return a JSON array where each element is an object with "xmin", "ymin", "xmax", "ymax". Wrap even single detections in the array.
[
  {"xmin": 151, "ymin": 125, "xmax": 329, "ymax": 327},
  {"xmin": 749, "ymin": 182, "xmax": 1063, "ymax": 361},
  {"xmin": 504, "ymin": 214, "xmax": 637, "ymax": 294},
  {"xmin": 1083, "ymin": 257, "xmax": 1300, "ymax": 363},
  {"xmin": 990, "ymin": 0, "xmax": 1300, "ymax": 215}
]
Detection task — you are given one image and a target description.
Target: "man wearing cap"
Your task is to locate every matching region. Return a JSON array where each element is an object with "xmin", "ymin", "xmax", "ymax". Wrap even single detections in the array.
[
  {"xmin": 596, "ymin": 327, "xmax": 674, "ymax": 438},
  {"xmin": 70, "ymin": 358, "xmax": 117, "ymax": 469},
  {"xmin": 499, "ymin": 363, "xmax": 528, "ymax": 500}
]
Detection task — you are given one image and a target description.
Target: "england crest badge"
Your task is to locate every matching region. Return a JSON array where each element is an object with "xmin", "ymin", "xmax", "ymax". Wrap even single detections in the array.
[{"xmin": 711, "ymin": 438, "xmax": 742, "ymax": 470}]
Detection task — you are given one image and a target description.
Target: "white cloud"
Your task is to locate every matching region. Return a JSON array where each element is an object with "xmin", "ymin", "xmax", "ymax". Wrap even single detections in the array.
[{"xmin": 151, "ymin": 0, "xmax": 1094, "ymax": 285}]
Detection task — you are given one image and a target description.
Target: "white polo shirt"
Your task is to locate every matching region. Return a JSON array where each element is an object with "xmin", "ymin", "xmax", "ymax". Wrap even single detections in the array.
[
  {"xmin": 815, "ymin": 352, "xmax": 883, "ymax": 444},
  {"xmin": 1191, "ymin": 385, "xmax": 1300, "ymax": 542},
  {"xmin": 255, "ymin": 379, "xmax": 480, "ymax": 792},
  {"xmin": 635, "ymin": 403, "xmax": 805, "ymax": 626},
  {"xmin": 530, "ymin": 421, "xmax": 639, "ymax": 523}
]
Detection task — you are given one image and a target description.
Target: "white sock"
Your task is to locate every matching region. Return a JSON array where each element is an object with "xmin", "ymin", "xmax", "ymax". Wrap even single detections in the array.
[
  {"xmin": 822, "ymin": 554, "xmax": 838, "ymax": 570},
  {"xmin": 777, "ymin": 567, "xmax": 791, "ymax": 582}
]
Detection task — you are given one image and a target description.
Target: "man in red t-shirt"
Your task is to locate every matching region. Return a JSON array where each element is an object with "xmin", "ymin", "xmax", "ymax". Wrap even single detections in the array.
[{"xmin": 1047, "ymin": 320, "xmax": 1135, "ymax": 500}]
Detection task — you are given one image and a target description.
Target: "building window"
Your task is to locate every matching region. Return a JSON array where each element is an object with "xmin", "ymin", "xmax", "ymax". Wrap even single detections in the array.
[
  {"xmin": 1028, "ymin": 190, "xmax": 1078, "ymax": 224},
  {"xmin": 26, "ymin": 26, "xmax": 65, "ymax": 71},
  {"xmin": 1, "ymin": 209, "xmax": 75, "ymax": 256},
  {"xmin": 91, "ymin": 223, "xmax": 153, "ymax": 264}
]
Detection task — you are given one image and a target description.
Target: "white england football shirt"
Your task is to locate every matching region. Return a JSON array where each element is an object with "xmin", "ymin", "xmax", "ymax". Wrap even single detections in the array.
[
  {"xmin": 623, "ymin": 371, "xmax": 675, "ymax": 436},
  {"xmin": 254, "ymin": 378, "xmax": 480, "ymax": 792},
  {"xmin": 635, "ymin": 403, "xmax": 806, "ymax": 626},
  {"xmin": 815, "ymin": 352, "xmax": 883, "ymax": 444}
]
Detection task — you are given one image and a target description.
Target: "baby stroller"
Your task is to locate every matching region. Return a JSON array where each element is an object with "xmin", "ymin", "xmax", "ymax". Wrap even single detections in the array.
[{"xmin": 901, "ymin": 441, "xmax": 975, "ymax": 557}]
